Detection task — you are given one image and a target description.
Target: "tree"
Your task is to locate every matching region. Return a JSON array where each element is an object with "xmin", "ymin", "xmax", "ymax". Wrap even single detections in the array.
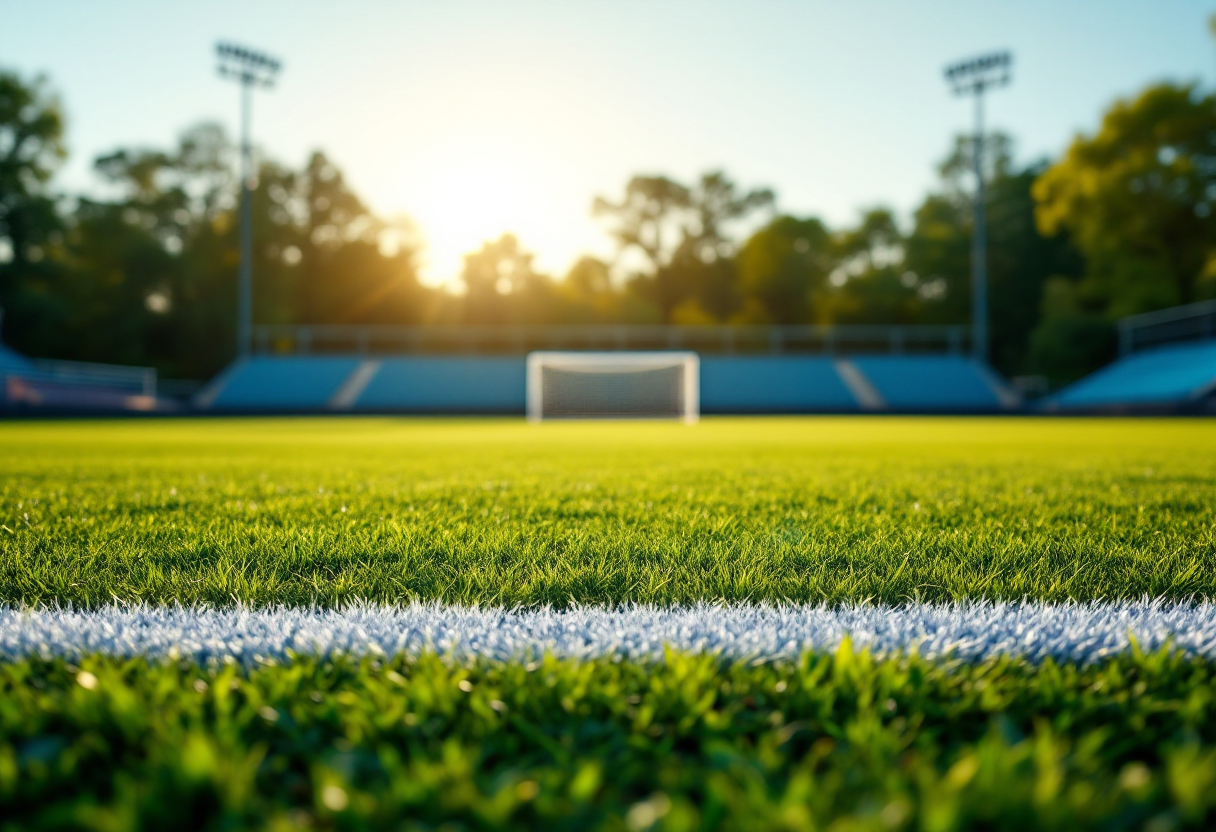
[
  {"xmin": 903, "ymin": 134, "xmax": 1083, "ymax": 376},
  {"xmin": 684, "ymin": 171, "xmax": 774, "ymax": 258},
  {"xmin": 1025, "ymin": 83, "xmax": 1216, "ymax": 381},
  {"xmin": 459, "ymin": 234, "xmax": 555, "ymax": 324},
  {"xmin": 53, "ymin": 123, "xmax": 236, "ymax": 374},
  {"xmin": 1034, "ymin": 83, "xmax": 1216, "ymax": 313},
  {"xmin": 13, "ymin": 114, "xmax": 427, "ymax": 376},
  {"xmin": 986, "ymin": 164, "xmax": 1083, "ymax": 375},
  {"xmin": 735, "ymin": 215, "xmax": 832, "ymax": 323},
  {"xmin": 672, "ymin": 171, "xmax": 774, "ymax": 321},
  {"xmin": 594, "ymin": 171, "xmax": 772, "ymax": 321},
  {"xmin": 558, "ymin": 256, "xmax": 628, "ymax": 324},
  {"xmin": 593, "ymin": 176, "xmax": 690, "ymax": 274},
  {"xmin": 825, "ymin": 209, "xmax": 922, "ymax": 325},
  {"xmin": 0, "ymin": 69, "xmax": 66, "ymax": 354},
  {"xmin": 293, "ymin": 151, "xmax": 424, "ymax": 327},
  {"xmin": 902, "ymin": 134, "xmax": 1018, "ymax": 332}
]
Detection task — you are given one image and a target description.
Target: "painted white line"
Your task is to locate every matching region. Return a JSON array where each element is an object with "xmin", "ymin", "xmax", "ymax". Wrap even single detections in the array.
[
  {"xmin": 3, "ymin": 601, "xmax": 1216, "ymax": 664},
  {"xmin": 835, "ymin": 359, "xmax": 886, "ymax": 410},
  {"xmin": 328, "ymin": 360, "xmax": 381, "ymax": 410}
]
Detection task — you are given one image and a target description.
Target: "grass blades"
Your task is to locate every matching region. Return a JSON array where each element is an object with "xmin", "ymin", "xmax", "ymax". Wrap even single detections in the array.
[
  {"xmin": 4, "ymin": 647, "xmax": 1216, "ymax": 831},
  {"xmin": 1, "ymin": 416, "xmax": 1215, "ymax": 608}
]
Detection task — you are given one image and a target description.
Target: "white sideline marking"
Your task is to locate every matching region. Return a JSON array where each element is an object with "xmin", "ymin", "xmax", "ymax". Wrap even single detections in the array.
[
  {"xmin": 328, "ymin": 360, "xmax": 381, "ymax": 410},
  {"xmin": 835, "ymin": 360, "xmax": 886, "ymax": 410},
  {"xmin": 2, "ymin": 601, "xmax": 1215, "ymax": 664}
]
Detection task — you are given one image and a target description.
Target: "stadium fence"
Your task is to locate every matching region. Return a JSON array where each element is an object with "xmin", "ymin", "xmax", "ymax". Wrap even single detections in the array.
[
  {"xmin": 1118, "ymin": 299, "xmax": 1216, "ymax": 356},
  {"xmin": 252, "ymin": 323, "xmax": 971, "ymax": 357}
]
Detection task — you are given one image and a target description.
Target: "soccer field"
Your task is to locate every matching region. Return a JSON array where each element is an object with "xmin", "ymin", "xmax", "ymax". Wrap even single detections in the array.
[
  {"xmin": 3, "ymin": 416, "xmax": 1216, "ymax": 830},
  {"xmin": 2, "ymin": 416, "xmax": 1215, "ymax": 606}
]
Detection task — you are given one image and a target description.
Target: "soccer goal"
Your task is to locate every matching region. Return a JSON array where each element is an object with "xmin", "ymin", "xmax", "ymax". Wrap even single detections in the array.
[{"xmin": 526, "ymin": 352, "xmax": 699, "ymax": 422}]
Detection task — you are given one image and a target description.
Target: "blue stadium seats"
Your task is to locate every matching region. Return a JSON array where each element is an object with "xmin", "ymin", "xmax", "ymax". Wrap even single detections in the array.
[
  {"xmin": 700, "ymin": 357, "xmax": 860, "ymax": 412},
  {"xmin": 2, "ymin": 345, "xmax": 165, "ymax": 411},
  {"xmin": 850, "ymin": 356, "xmax": 1010, "ymax": 410},
  {"xmin": 355, "ymin": 357, "xmax": 526, "ymax": 412},
  {"xmin": 0, "ymin": 344, "xmax": 33, "ymax": 374},
  {"xmin": 1051, "ymin": 340, "xmax": 1216, "ymax": 409},
  {"xmin": 202, "ymin": 356, "xmax": 363, "ymax": 410},
  {"xmin": 196, "ymin": 353, "xmax": 1018, "ymax": 414}
]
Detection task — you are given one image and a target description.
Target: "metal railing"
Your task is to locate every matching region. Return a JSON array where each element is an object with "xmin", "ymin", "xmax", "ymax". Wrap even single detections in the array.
[
  {"xmin": 1118, "ymin": 300, "xmax": 1216, "ymax": 356},
  {"xmin": 252, "ymin": 324, "xmax": 972, "ymax": 357}
]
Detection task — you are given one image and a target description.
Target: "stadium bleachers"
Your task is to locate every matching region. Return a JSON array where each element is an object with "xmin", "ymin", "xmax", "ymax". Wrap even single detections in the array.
[
  {"xmin": 0, "ymin": 344, "xmax": 34, "ymax": 375},
  {"xmin": 849, "ymin": 356, "xmax": 1016, "ymax": 410},
  {"xmin": 1049, "ymin": 340, "xmax": 1216, "ymax": 410},
  {"xmin": 197, "ymin": 353, "xmax": 1019, "ymax": 414},
  {"xmin": 2, "ymin": 343, "xmax": 162, "ymax": 411},
  {"xmin": 198, "ymin": 356, "xmax": 363, "ymax": 410},
  {"xmin": 355, "ymin": 357, "xmax": 527, "ymax": 412},
  {"xmin": 700, "ymin": 357, "xmax": 860, "ymax": 412}
]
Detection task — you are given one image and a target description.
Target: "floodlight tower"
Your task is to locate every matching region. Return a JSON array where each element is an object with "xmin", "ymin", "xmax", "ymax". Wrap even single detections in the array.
[
  {"xmin": 217, "ymin": 42, "xmax": 281, "ymax": 358},
  {"xmin": 944, "ymin": 51, "xmax": 1011, "ymax": 364}
]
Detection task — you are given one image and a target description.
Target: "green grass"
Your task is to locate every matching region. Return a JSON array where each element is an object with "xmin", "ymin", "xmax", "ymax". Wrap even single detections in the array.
[
  {"xmin": 1, "ymin": 416, "xmax": 1214, "ymax": 607},
  {"xmin": 5, "ymin": 647, "xmax": 1216, "ymax": 831},
  {"xmin": 5, "ymin": 416, "xmax": 1216, "ymax": 829}
]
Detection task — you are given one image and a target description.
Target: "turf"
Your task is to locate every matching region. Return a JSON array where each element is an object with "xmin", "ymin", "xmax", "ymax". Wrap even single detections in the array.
[
  {"xmin": 1, "ymin": 416, "xmax": 1214, "ymax": 607},
  {"xmin": 4, "ymin": 415, "xmax": 1216, "ymax": 830},
  {"xmin": 5, "ymin": 647, "xmax": 1216, "ymax": 831}
]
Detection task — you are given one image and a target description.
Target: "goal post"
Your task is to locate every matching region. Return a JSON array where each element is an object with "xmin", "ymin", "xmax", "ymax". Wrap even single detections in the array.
[{"xmin": 526, "ymin": 351, "xmax": 699, "ymax": 423}]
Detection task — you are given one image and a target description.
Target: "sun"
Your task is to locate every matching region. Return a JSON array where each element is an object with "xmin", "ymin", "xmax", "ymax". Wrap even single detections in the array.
[{"xmin": 408, "ymin": 142, "xmax": 556, "ymax": 288}]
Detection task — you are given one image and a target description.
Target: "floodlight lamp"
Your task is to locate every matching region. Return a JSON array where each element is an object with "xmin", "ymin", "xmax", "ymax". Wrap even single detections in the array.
[
  {"xmin": 944, "ymin": 51, "xmax": 1012, "ymax": 96},
  {"xmin": 216, "ymin": 41, "xmax": 282, "ymax": 86}
]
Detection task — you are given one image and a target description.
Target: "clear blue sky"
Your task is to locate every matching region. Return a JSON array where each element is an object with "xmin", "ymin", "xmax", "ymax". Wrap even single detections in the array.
[{"xmin": 3, "ymin": 0, "xmax": 1214, "ymax": 284}]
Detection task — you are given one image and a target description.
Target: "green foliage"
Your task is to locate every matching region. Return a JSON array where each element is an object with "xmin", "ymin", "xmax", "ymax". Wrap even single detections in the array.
[
  {"xmin": 1034, "ymin": 83, "xmax": 1216, "ymax": 309},
  {"xmin": 1029, "ymin": 83, "xmax": 1216, "ymax": 380},
  {"xmin": 0, "ymin": 69, "xmax": 67, "ymax": 355},
  {"xmin": 735, "ymin": 215, "xmax": 833, "ymax": 324},
  {"xmin": 3, "ymin": 648, "xmax": 1216, "ymax": 830},
  {"xmin": 822, "ymin": 208, "xmax": 919, "ymax": 326},
  {"xmin": 9, "ymin": 64, "xmax": 1216, "ymax": 386},
  {"xmin": 1026, "ymin": 278, "xmax": 1118, "ymax": 384},
  {"xmin": 1, "ymin": 417, "xmax": 1214, "ymax": 608},
  {"xmin": 594, "ymin": 171, "xmax": 774, "ymax": 322},
  {"xmin": 986, "ymin": 165, "xmax": 1086, "ymax": 375},
  {"xmin": 0, "ymin": 103, "xmax": 426, "ymax": 379},
  {"xmin": 459, "ymin": 234, "xmax": 561, "ymax": 324},
  {"xmin": 732, "ymin": 141, "xmax": 1083, "ymax": 377}
]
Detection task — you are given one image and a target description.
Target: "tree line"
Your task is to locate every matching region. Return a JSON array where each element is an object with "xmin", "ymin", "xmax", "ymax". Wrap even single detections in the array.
[{"xmin": 2, "ymin": 68, "xmax": 1215, "ymax": 383}]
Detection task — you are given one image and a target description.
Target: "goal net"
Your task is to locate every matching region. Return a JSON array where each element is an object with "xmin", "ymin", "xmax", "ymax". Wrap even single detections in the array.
[{"xmin": 526, "ymin": 351, "xmax": 699, "ymax": 422}]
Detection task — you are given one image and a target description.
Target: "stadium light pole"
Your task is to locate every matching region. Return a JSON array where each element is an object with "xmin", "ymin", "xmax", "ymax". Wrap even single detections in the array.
[
  {"xmin": 217, "ymin": 42, "xmax": 282, "ymax": 359},
  {"xmin": 944, "ymin": 51, "xmax": 1011, "ymax": 365}
]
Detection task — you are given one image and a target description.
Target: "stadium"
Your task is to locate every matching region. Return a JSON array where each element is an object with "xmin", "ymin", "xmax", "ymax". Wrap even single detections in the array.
[
  {"xmin": 8, "ymin": 303, "xmax": 1216, "ymax": 415},
  {"xmin": 3, "ymin": 4, "xmax": 1216, "ymax": 831}
]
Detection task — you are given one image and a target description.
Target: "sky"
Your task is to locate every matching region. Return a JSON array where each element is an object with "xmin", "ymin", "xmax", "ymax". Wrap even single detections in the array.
[{"xmin": 3, "ymin": 0, "xmax": 1216, "ymax": 286}]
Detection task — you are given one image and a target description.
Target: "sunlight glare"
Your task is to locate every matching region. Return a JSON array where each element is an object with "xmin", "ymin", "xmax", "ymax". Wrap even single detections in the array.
[{"xmin": 409, "ymin": 141, "xmax": 558, "ymax": 288}]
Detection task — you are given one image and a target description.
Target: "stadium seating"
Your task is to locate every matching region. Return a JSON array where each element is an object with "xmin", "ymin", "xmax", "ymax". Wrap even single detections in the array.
[
  {"xmin": 0, "ymin": 344, "xmax": 33, "ymax": 375},
  {"xmin": 700, "ymin": 357, "xmax": 860, "ymax": 412},
  {"xmin": 196, "ymin": 353, "xmax": 1020, "ymax": 414},
  {"xmin": 1049, "ymin": 340, "xmax": 1216, "ymax": 410},
  {"xmin": 849, "ymin": 356, "xmax": 1015, "ymax": 410},
  {"xmin": 199, "ymin": 356, "xmax": 363, "ymax": 410},
  {"xmin": 354, "ymin": 357, "xmax": 527, "ymax": 412},
  {"xmin": 2, "ymin": 343, "xmax": 163, "ymax": 411}
]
